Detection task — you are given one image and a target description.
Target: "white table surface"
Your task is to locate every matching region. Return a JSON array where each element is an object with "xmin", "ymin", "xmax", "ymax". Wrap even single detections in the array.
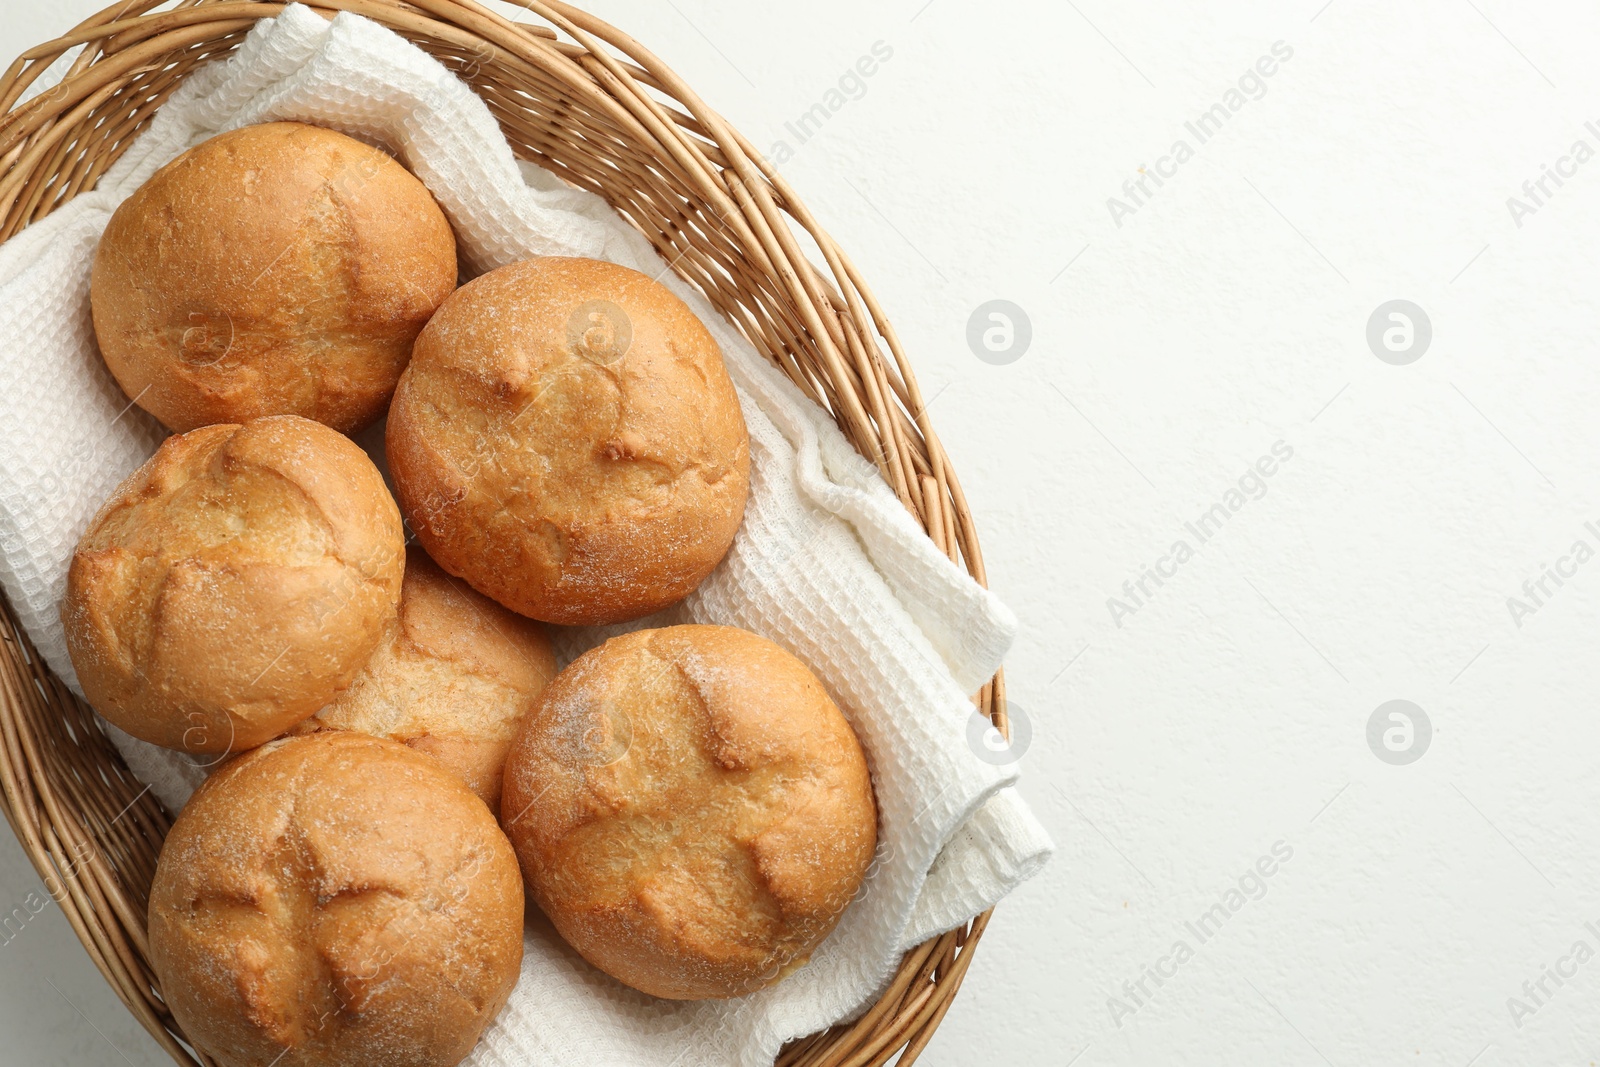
[{"xmin": 5, "ymin": 1, "xmax": 1600, "ymax": 1065}]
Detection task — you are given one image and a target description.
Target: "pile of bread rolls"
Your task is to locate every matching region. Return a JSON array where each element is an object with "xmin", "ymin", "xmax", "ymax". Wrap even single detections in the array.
[{"xmin": 67, "ymin": 122, "xmax": 877, "ymax": 1067}]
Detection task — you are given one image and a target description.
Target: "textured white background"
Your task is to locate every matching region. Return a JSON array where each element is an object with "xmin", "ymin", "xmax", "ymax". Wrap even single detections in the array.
[{"xmin": 4, "ymin": 1, "xmax": 1599, "ymax": 1065}]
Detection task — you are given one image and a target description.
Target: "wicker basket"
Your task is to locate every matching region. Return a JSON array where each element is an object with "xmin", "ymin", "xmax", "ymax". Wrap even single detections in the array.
[{"xmin": 0, "ymin": 2, "xmax": 1008, "ymax": 1064}]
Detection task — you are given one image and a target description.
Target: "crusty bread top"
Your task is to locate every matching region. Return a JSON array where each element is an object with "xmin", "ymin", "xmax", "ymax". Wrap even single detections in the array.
[
  {"xmin": 501, "ymin": 625, "xmax": 877, "ymax": 999},
  {"xmin": 386, "ymin": 256, "xmax": 750, "ymax": 626},
  {"xmin": 62, "ymin": 416, "xmax": 404, "ymax": 753},
  {"xmin": 305, "ymin": 547, "xmax": 557, "ymax": 815},
  {"xmin": 90, "ymin": 121, "xmax": 458, "ymax": 434},
  {"xmin": 148, "ymin": 731, "xmax": 524, "ymax": 1067}
]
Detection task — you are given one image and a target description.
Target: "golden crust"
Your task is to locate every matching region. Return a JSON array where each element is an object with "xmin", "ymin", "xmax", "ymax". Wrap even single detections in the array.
[
  {"xmin": 61, "ymin": 416, "xmax": 404, "ymax": 754},
  {"xmin": 386, "ymin": 256, "xmax": 750, "ymax": 626},
  {"xmin": 298, "ymin": 547, "xmax": 557, "ymax": 816},
  {"xmin": 500, "ymin": 625, "xmax": 877, "ymax": 1000},
  {"xmin": 90, "ymin": 121, "xmax": 458, "ymax": 434},
  {"xmin": 148, "ymin": 732, "xmax": 525, "ymax": 1067}
]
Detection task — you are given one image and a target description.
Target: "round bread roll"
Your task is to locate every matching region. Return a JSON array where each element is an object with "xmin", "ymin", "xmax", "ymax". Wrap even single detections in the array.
[
  {"xmin": 386, "ymin": 256, "xmax": 750, "ymax": 626},
  {"xmin": 297, "ymin": 547, "xmax": 557, "ymax": 816},
  {"xmin": 91, "ymin": 121, "xmax": 457, "ymax": 434},
  {"xmin": 149, "ymin": 732, "xmax": 524, "ymax": 1067},
  {"xmin": 501, "ymin": 624, "xmax": 876, "ymax": 999},
  {"xmin": 61, "ymin": 416, "xmax": 404, "ymax": 754}
]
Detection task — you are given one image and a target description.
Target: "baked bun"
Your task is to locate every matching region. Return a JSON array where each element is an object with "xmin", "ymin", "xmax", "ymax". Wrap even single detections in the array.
[
  {"xmin": 501, "ymin": 624, "xmax": 876, "ymax": 999},
  {"xmin": 386, "ymin": 256, "xmax": 750, "ymax": 626},
  {"xmin": 90, "ymin": 121, "xmax": 457, "ymax": 434},
  {"xmin": 61, "ymin": 416, "xmax": 404, "ymax": 754},
  {"xmin": 298, "ymin": 547, "xmax": 557, "ymax": 816},
  {"xmin": 149, "ymin": 732, "xmax": 524, "ymax": 1067}
]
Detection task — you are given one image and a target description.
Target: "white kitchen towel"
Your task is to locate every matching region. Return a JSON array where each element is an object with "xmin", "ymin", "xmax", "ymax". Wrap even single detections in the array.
[{"xmin": 0, "ymin": 8, "xmax": 1053, "ymax": 1066}]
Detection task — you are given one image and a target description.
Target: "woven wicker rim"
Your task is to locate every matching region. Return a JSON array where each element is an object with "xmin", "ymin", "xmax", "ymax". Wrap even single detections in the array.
[{"xmin": 0, "ymin": 2, "xmax": 1009, "ymax": 1064}]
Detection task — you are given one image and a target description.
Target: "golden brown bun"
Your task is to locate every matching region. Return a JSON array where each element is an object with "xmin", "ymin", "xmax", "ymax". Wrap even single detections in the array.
[
  {"xmin": 501, "ymin": 624, "xmax": 876, "ymax": 999},
  {"xmin": 91, "ymin": 121, "xmax": 457, "ymax": 434},
  {"xmin": 297, "ymin": 547, "xmax": 557, "ymax": 816},
  {"xmin": 386, "ymin": 256, "xmax": 750, "ymax": 626},
  {"xmin": 149, "ymin": 732, "xmax": 524, "ymax": 1067},
  {"xmin": 61, "ymin": 416, "xmax": 404, "ymax": 754}
]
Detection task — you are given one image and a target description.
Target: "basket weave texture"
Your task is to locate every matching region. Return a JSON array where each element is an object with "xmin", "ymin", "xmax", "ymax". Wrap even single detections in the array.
[{"xmin": 0, "ymin": 2, "xmax": 1008, "ymax": 1065}]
